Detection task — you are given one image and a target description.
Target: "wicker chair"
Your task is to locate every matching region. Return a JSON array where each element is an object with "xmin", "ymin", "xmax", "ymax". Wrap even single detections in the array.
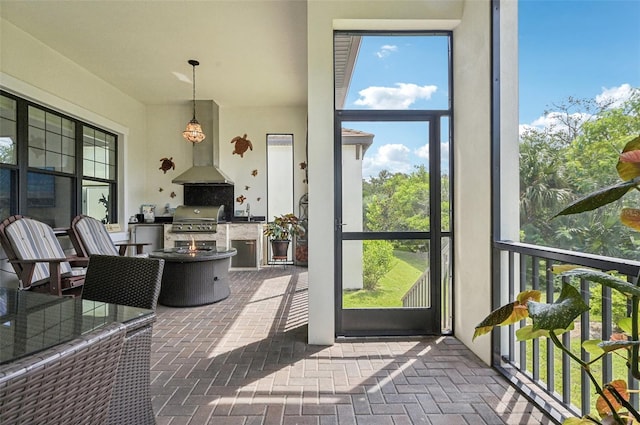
[
  {"xmin": 82, "ymin": 254, "xmax": 164, "ymax": 310},
  {"xmin": 0, "ymin": 322, "xmax": 126, "ymax": 425},
  {"xmin": 81, "ymin": 254, "xmax": 164, "ymax": 425},
  {"xmin": 0, "ymin": 215, "xmax": 87, "ymax": 296},
  {"xmin": 71, "ymin": 214, "xmax": 149, "ymax": 257}
]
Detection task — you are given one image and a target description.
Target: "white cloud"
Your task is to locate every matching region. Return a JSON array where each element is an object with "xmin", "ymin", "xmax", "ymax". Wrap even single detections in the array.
[
  {"xmin": 362, "ymin": 143, "xmax": 412, "ymax": 179},
  {"xmin": 376, "ymin": 44, "xmax": 398, "ymax": 58},
  {"xmin": 354, "ymin": 83, "xmax": 438, "ymax": 109},
  {"xmin": 518, "ymin": 111, "xmax": 593, "ymax": 137},
  {"xmin": 415, "ymin": 144, "xmax": 429, "ymax": 160},
  {"xmin": 596, "ymin": 83, "xmax": 637, "ymax": 109},
  {"xmin": 520, "ymin": 83, "xmax": 638, "ymax": 136},
  {"xmin": 413, "ymin": 142, "xmax": 450, "ymax": 166}
]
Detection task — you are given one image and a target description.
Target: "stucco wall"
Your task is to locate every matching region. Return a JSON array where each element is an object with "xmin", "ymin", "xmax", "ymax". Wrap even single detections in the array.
[
  {"xmin": 1, "ymin": 18, "xmax": 307, "ymax": 227},
  {"xmin": 306, "ymin": 0, "xmax": 470, "ymax": 346},
  {"xmin": 451, "ymin": 0, "xmax": 493, "ymax": 364},
  {"xmin": 0, "ymin": 18, "xmax": 147, "ymax": 224}
]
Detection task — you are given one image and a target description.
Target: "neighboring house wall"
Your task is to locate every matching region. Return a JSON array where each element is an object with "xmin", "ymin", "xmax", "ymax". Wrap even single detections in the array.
[{"xmin": 342, "ymin": 144, "xmax": 364, "ymax": 291}]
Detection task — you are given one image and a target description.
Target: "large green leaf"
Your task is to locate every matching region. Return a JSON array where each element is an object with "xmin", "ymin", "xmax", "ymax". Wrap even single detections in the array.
[
  {"xmin": 553, "ymin": 179, "xmax": 639, "ymax": 218},
  {"xmin": 516, "ymin": 323, "xmax": 573, "ymax": 341},
  {"xmin": 617, "ymin": 135, "xmax": 640, "ymax": 181},
  {"xmin": 617, "ymin": 317, "xmax": 639, "ymax": 335},
  {"xmin": 620, "ymin": 135, "xmax": 640, "ymax": 153},
  {"xmin": 528, "ymin": 283, "xmax": 590, "ymax": 331},
  {"xmin": 473, "ymin": 302, "xmax": 515, "ymax": 340},
  {"xmin": 582, "ymin": 339, "xmax": 605, "ymax": 356},
  {"xmin": 473, "ymin": 290, "xmax": 541, "ymax": 340},
  {"xmin": 560, "ymin": 268, "xmax": 640, "ymax": 298},
  {"xmin": 620, "ymin": 208, "xmax": 640, "ymax": 231}
]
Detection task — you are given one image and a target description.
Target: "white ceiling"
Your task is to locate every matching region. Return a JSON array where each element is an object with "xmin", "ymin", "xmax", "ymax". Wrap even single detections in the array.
[{"xmin": 0, "ymin": 0, "xmax": 309, "ymax": 108}]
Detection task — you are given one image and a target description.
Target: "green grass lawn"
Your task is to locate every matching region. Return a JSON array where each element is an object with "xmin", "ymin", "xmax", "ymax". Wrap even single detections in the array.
[
  {"xmin": 523, "ymin": 330, "xmax": 630, "ymax": 415},
  {"xmin": 342, "ymin": 250, "xmax": 426, "ymax": 308}
]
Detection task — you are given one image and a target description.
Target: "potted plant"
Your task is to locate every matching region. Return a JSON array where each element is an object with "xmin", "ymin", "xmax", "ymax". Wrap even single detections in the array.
[
  {"xmin": 475, "ymin": 135, "xmax": 640, "ymax": 425},
  {"xmin": 263, "ymin": 213, "xmax": 305, "ymax": 260}
]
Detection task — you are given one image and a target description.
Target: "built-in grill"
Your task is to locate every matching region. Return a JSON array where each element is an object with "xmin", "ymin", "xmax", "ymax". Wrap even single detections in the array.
[{"xmin": 171, "ymin": 205, "xmax": 225, "ymax": 233}]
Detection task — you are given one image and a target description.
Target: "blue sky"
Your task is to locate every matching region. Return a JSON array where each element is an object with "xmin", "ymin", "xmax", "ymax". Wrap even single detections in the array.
[{"xmin": 343, "ymin": 1, "xmax": 640, "ymax": 179}]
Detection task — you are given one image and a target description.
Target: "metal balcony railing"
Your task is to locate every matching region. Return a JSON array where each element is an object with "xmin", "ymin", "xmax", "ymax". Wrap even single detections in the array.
[
  {"xmin": 494, "ymin": 240, "xmax": 640, "ymax": 422},
  {"xmin": 401, "ymin": 268, "xmax": 430, "ymax": 308}
]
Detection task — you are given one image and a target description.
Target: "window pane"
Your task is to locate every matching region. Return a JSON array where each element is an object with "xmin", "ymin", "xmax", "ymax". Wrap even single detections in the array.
[
  {"xmin": 28, "ymin": 107, "xmax": 45, "ymax": 129},
  {"xmin": 83, "ymin": 126, "xmax": 116, "ymax": 180},
  {"xmin": 29, "ymin": 147, "xmax": 45, "ymax": 167},
  {"xmin": 335, "ymin": 34, "xmax": 450, "ymax": 110},
  {"xmin": 0, "ymin": 118, "xmax": 17, "ymax": 165},
  {"xmin": 45, "ymin": 151, "xmax": 62, "ymax": 171},
  {"xmin": 0, "ymin": 95, "xmax": 16, "ymax": 120},
  {"xmin": 342, "ymin": 121, "xmax": 430, "ymax": 233},
  {"xmin": 95, "ymin": 161, "xmax": 107, "ymax": 179},
  {"xmin": 61, "ymin": 119, "xmax": 74, "ymax": 138},
  {"xmin": 29, "ymin": 107, "xmax": 75, "ymax": 174},
  {"xmin": 61, "ymin": 136, "xmax": 75, "ymax": 156},
  {"xmin": 82, "ymin": 179, "xmax": 111, "ymax": 223},
  {"xmin": 62, "ymin": 155, "xmax": 75, "ymax": 174},
  {"xmin": 26, "ymin": 172, "xmax": 72, "ymax": 228},
  {"xmin": 0, "ymin": 96, "xmax": 17, "ymax": 165},
  {"xmin": 0, "ymin": 168, "xmax": 15, "ymax": 218},
  {"xmin": 96, "ymin": 145, "xmax": 106, "ymax": 164},
  {"xmin": 6, "ymin": 93, "xmax": 118, "ymax": 225},
  {"xmin": 47, "ymin": 132, "xmax": 62, "ymax": 153},
  {"xmin": 441, "ymin": 116, "xmax": 450, "ymax": 232},
  {"xmin": 29, "ymin": 127, "xmax": 45, "ymax": 150},
  {"xmin": 342, "ymin": 239, "xmax": 429, "ymax": 309},
  {"xmin": 45, "ymin": 112, "xmax": 61, "ymax": 134},
  {"xmin": 83, "ymin": 159, "xmax": 94, "ymax": 177}
]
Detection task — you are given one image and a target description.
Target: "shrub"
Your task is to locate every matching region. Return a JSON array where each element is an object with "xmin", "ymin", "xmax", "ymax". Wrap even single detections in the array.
[{"xmin": 363, "ymin": 240, "xmax": 394, "ymax": 290}]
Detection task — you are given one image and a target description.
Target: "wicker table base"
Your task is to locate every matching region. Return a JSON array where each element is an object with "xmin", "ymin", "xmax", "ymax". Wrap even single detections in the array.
[{"xmin": 150, "ymin": 248, "xmax": 236, "ymax": 307}]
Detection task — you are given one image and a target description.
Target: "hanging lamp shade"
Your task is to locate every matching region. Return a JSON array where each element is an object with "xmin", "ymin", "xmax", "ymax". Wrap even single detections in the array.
[{"xmin": 183, "ymin": 59, "xmax": 206, "ymax": 143}]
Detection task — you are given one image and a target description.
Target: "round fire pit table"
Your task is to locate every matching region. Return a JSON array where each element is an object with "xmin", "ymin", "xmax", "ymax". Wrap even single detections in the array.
[{"xmin": 150, "ymin": 247, "xmax": 237, "ymax": 307}]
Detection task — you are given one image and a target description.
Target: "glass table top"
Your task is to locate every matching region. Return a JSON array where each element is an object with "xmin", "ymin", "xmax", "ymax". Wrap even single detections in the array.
[{"xmin": 0, "ymin": 287, "xmax": 154, "ymax": 365}]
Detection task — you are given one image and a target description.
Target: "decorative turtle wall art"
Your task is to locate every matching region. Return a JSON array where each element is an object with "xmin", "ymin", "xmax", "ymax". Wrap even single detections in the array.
[
  {"xmin": 159, "ymin": 157, "xmax": 175, "ymax": 173},
  {"xmin": 231, "ymin": 134, "xmax": 253, "ymax": 158},
  {"xmin": 236, "ymin": 195, "xmax": 247, "ymax": 205}
]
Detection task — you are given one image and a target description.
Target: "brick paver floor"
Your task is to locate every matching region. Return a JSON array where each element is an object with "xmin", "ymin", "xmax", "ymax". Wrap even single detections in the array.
[{"xmin": 150, "ymin": 266, "xmax": 551, "ymax": 424}]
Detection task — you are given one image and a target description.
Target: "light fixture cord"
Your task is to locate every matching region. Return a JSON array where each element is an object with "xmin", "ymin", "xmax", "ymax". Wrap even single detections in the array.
[{"xmin": 191, "ymin": 64, "xmax": 197, "ymax": 120}]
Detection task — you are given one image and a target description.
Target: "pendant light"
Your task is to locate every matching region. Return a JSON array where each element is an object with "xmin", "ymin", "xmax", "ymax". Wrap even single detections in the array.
[{"xmin": 182, "ymin": 59, "xmax": 206, "ymax": 143}]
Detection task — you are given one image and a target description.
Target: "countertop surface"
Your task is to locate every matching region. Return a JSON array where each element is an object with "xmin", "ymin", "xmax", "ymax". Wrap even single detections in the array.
[{"xmin": 129, "ymin": 218, "xmax": 266, "ymax": 225}]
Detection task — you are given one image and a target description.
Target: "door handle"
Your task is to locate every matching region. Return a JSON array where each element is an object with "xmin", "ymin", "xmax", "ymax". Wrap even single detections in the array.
[{"xmin": 335, "ymin": 219, "xmax": 347, "ymax": 230}]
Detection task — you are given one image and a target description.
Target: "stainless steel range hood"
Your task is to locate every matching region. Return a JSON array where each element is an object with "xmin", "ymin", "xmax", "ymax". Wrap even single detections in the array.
[{"xmin": 172, "ymin": 100, "xmax": 234, "ymax": 185}]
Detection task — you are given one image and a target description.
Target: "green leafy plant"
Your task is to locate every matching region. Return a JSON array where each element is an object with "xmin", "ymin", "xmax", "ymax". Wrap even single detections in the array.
[
  {"xmin": 362, "ymin": 240, "xmax": 394, "ymax": 290},
  {"xmin": 475, "ymin": 135, "xmax": 640, "ymax": 425},
  {"xmin": 263, "ymin": 213, "xmax": 305, "ymax": 241}
]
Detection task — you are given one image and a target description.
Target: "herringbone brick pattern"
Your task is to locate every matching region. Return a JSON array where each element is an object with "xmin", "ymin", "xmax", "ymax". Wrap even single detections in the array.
[{"xmin": 150, "ymin": 266, "xmax": 550, "ymax": 424}]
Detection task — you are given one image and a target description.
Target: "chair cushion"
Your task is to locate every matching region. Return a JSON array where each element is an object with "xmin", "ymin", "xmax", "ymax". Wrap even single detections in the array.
[
  {"xmin": 5, "ymin": 218, "xmax": 72, "ymax": 284},
  {"xmin": 75, "ymin": 217, "xmax": 119, "ymax": 256}
]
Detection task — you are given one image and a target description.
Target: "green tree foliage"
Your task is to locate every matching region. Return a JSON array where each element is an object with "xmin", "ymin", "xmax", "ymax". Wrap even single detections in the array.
[
  {"xmin": 362, "ymin": 240, "xmax": 394, "ymax": 290},
  {"xmin": 520, "ymin": 90, "xmax": 640, "ymax": 259},
  {"xmin": 364, "ymin": 166, "xmax": 430, "ymax": 232}
]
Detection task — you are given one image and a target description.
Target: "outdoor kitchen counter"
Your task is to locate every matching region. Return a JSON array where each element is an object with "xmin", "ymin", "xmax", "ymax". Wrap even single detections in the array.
[{"xmin": 150, "ymin": 247, "xmax": 237, "ymax": 307}]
